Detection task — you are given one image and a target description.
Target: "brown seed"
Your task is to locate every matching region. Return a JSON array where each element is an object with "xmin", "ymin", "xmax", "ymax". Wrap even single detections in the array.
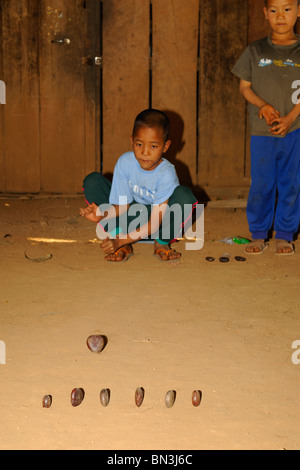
[
  {"xmin": 71, "ymin": 388, "xmax": 85, "ymax": 407},
  {"xmin": 42, "ymin": 395, "xmax": 52, "ymax": 408},
  {"xmin": 135, "ymin": 387, "xmax": 145, "ymax": 407},
  {"xmin": 86, "ymin": 335, "xmax": 105, "ymax": 354},
  {"xmin": 100, "ymin": 388, "xmax": 110, "ymax": 407},
  {"xmin": 192, "ymin": 390, "xmax": 202, "ymax": 407},
  {"xmin": 165, "ymin": 390, "xmax": 176, "ymax": 408}
]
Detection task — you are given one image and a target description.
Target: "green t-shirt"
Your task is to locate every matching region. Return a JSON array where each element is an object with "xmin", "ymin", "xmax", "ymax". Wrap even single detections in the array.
[{"xmin": 232, "ymin": 35, "xmax": 300, "ymax": 136}]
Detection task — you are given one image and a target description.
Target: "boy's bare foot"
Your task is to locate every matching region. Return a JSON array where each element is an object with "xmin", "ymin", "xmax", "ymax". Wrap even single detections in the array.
[
  {"xmin": 154, "ymin": 241, "xmax": 181, "ymax": 261},
  {"xmin": 105, "ymin": 244, "xmax": 134, "ymax": 262},
  {"xmin": 245, "ymin": 239, "xmax": 268, "ymax": 255},
  {"xmin": 275, "ymin": 239, "xmax": 294, "ymax": 256}
]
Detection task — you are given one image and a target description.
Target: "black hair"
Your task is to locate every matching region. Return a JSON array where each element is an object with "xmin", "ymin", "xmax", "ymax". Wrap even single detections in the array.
[
  {"xmin": 264, "ymin": 0, "xmax": 300, "ymax": 4},
  {"xmin": 132, "ymin": 109, "xmax": 170, "ymax": 142}
]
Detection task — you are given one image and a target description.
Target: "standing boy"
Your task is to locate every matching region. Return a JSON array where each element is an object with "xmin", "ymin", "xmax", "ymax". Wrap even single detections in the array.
[
  {"xmin": 80, "ymin": 109, "xmax": 197, "ymax": 262},
  {"xmin": 232, "ymin": 0, "xmax": 300, "ymax": 254}
]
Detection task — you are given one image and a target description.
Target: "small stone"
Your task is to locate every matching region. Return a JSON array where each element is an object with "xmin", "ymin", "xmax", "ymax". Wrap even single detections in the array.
[
  {"xmin": 235, "ymin": 256, "xmax": 246, "ymax": 262},
  {"xmin": 219, "ymin": 256, "xmax": 230, "ymax": 263}
]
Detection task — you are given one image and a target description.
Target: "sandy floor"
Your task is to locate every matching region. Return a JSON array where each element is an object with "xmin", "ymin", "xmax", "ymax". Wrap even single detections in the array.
[{"xmin": 0, "ymin": 196, "xmax": 299, "ymax": 450}]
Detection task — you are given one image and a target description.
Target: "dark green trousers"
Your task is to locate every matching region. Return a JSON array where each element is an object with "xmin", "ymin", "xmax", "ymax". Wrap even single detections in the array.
[{"xmin": 83, "ymin": 172, "xmax": 197, "ymax": 244}]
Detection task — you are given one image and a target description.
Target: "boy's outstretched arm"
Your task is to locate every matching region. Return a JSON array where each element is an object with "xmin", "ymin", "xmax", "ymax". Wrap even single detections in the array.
[
  {"xmin": 80, "ymin": 202, "xmax": 130, "ymax": 223},
  {"xmin": 239, "ymin": 79, "xmax": 280, "ymax": 125}
]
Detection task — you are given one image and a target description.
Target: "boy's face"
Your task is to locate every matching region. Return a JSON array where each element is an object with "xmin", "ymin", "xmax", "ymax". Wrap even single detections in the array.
[
  {"xmin": 131, "ymin": 126, "xmax": 171, "ymax": 172},
  {"xmin": 264, "ymin": 0, "xmax": 300, "ymax": 34}
]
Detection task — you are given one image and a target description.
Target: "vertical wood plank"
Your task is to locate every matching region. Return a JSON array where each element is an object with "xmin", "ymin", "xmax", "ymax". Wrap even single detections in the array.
[
  {"xmin": 39, "ymin": 0, "xmax": 94, "ymax": 193},
  {"xmin": 102, "ymin": 0, "xmax": 149, "ymax": 177},
  {"xmin": 85, "ymin": 0, "xmax": 101, "ymax": 176},
  {"xmin": 0, "ymin": 1, "xmax": 5, "ymax": 190},
  {"xmin": 151, "ymin": 0, "xmax": 199, "ymax": 187},
  {"xmin": 248, "ymin": 0, "xmax": 270, "ymax": 44},
  {"xmin": 1, "ymin": 0, "xmax": 40, "ymax": 192},
  {"xmin": 198, "ymin": 0, "xmax": 248, "ymax": 187}
]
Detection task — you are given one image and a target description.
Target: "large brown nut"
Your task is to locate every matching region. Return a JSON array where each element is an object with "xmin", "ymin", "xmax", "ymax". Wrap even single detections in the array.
[
  {"xmin": 100, "ymin": 389, "xmax": 110, "ymax": 407},
  {"xmin": 192, "ymin": 390, "xmax": 202, "ymax": 407},
  {"xmin": 42, "ymin": 395, "xmax": 52, "ymax": 408},
  {"xmin": 71, "ymin": 388, "xmax": 85, "ymax": 407},
  {"xmin": 86, "ymin": 335, "xmax": 106, "ymax": 354},
  {"xmin": 165, "ymin": 390, "xmax": 176, "ymax": 408}
]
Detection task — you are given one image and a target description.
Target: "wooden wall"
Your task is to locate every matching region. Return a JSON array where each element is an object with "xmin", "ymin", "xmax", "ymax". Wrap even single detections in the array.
[
  {"xmin": 0, "ymin": 0, "xmax": 298, "ymax": 195},
  {"xmin": 0, "ymin": 0, "xmax": 40, "ymax": 193},
  {"xmin": 0, "ymin": 0, "xmax": 100, "ymax": 193}
]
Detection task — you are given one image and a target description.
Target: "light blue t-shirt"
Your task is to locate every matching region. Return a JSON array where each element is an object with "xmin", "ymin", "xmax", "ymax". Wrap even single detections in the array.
[{"xmin": 109, "ymin": 152, "xmax": 180, "ymax": 206}]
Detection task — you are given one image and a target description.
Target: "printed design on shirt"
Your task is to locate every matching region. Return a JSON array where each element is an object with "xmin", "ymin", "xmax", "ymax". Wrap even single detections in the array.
[
  {"xmin": 292, "ymin": 80, "xmax": 300, "ymax": 104},
  {"xmin": 259, "ymin": 58, "xmax": 300, "ymax": 67},
  {"xmin": 128, "ymin": 181, "xmax": 156, "ymax": 201}
]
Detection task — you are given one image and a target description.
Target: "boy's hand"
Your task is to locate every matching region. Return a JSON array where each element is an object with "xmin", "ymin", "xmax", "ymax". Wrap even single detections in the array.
[
  {"xmin": 269, "ymin": 115, "xmax": 294, "ymax": 136},
  {"xmin": 259, "ymin": 104, "xmax": 280, "ymax": 125},
  {"xmin": 80, "ymin": 202, "xmax": 101, "ymax": 223}
]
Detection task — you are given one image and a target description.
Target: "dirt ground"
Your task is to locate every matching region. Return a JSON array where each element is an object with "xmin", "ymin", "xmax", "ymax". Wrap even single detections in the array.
[{"xmin": 0, "ymin": 196, "xmax": 299, "ymax": 450}]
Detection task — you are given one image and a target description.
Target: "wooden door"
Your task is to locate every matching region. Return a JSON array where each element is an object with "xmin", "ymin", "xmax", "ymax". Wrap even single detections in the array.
[
  {"xmin": 0, "ymin": 0, "xmax": 100, "ymax": 193},
  {"xmin": 39, "ymin": 0, "xmax": 101, "ymax": 193}
]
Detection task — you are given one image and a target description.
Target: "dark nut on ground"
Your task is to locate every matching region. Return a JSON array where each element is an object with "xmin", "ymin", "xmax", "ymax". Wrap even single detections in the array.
[
  {"xmin": 42, "ymin": 395, "xmax": 52, "ymax": 408},
  {"xmin": 71, "ymin": 388, "xmax": 85, "ymax": 407},
  {"xmin": 135, "ymin": 387, "xmax": 145, "ymax": 407},
  {"xmin": 192, "ymin": 390, "xmax": 202, "ymax": 407},
  {"xmin": 100, "ymin": 388, "xmax": 110, "ymax": 407},
  {"xmin": 165, "ymin": 390, "xmax": 176, "ymax": 408}
]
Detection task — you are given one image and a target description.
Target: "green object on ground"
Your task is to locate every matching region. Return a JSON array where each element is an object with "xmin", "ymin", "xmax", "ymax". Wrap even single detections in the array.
[{"xmin": 232, "ymin": 237, "xmax": 250, "ymax": 245}]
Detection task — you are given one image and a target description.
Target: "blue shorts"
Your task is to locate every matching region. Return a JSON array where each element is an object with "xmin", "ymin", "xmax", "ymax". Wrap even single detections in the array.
[{"xmin": 248, "ymin": 128, "xmax": 300, "ymax": 241}]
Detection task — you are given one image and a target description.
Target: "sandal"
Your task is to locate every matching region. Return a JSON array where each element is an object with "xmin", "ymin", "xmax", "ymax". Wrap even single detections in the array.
[
  {"xmin": 245, "ymin": 239, "xmax": 269, "ymax": 255},
  {"xmin": 275, "ymin": 239, "xmax": 295, "ymax": 256},
  {"xmin": 105, "ymin": 244, "xmax": 134, "ymax": 263},
  {"xmin": 154, "ymin": 247, "xmax": 181, "ymax": 262}
]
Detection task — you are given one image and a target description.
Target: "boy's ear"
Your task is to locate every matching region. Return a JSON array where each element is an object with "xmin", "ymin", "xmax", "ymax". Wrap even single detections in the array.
[
  {"xmin": 263, "ymin": 7, "xmax": 268, "ymax": 20},
  {"xmin": 130, "ymin": 136, "xmax": 134, "ymax": 145},
  {"xmin": 163, "ymin": 139, "xmax": 171, "ymax": 153}
]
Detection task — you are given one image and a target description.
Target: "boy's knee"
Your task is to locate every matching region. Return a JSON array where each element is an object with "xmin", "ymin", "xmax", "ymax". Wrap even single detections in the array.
[
  {"xmin": 83, "ymin": 172, "xmax": 103, "ymax": 190},
  {"xmin": 171, "ymin": 185, "xmax": 197, "ymax": 206}
]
